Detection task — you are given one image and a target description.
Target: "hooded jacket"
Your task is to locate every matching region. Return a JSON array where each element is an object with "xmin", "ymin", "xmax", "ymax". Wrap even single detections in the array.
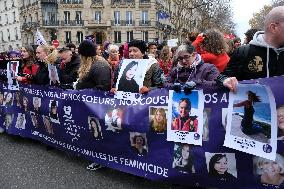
[
  {"xmin": 221, "ymin": 31, "xmax": 284, "ymax": 80},
  {"xmin": 167, "ymin": 54, "xmax": 220, "ymax": 87}
]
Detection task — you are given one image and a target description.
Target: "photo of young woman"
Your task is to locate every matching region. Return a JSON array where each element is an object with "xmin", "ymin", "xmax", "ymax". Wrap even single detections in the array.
[
  {"xmin": 43, "ymin": 116, "xmax": 54, "ymax": 135},
  {"xmin": 117, "ymin": 61, "xmax": 139, "ymax": 93},
  {"xmin": 205, "ymin": 153, "xmax": 237, "ymax": 179},
  {"xmin": 15, "ymin": 91, "xmax": 22, "ymax": 107},
  {"xmin": 30, "ymin": 112, "xmax": 40, "ymax": 128},
  {"xmin": 33, "ymin": 97, "xmax": 41, "ymax": 115},
  {"xmin": 172, "ymin": 143, "xmax": 195, "ymax": 173},
  {"xmin": 22, "ymin": 96, "xmax": 29, "ymax": 112},
  {"xmin": 253, "ymin": 154, "xmax": 284, "ymax": 187},
  {"xmin": 49, "ymin": 100, "xmax": 59, "ymax": 123},
  {"xmin": 130, "ymin": 132, "xmax": 148, "ymax": 156},
  {"xmin": 88, "ymin": 116, "xmax": 103, "ymax": 140},
  {"xmin": 0, "ymin": 92, "xmax": 4, "ymax": 106},
  {"xmin": 15, "ymin": 113, "xmax": 26, "ymax": 130},
  {"xmin": 3, "ymin": 92, "xmax": 14, "ymax": 106},
  {"xmin": 149, "ymin": 107, "xmax": 167, "ymax": 133}
]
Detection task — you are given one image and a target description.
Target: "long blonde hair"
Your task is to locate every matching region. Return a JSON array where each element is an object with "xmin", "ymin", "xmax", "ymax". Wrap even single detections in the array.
[
  {"xmin": 152, "ymin": 108, "xmax": 167, "ymax": 132},
  {"xmin": 78, "ymin": 56, "xmax": 95, "ymax": 80}
]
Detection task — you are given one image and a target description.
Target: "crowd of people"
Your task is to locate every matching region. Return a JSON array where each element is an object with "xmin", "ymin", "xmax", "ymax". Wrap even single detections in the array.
[{"xmin": 0, "ymin": 5, "xmax": 283, "ymax": 174}]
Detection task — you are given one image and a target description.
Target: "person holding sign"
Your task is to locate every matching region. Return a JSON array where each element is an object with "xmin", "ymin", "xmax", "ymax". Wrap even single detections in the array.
[{"xmin": 172, "ymin": 98, "xmax": 197, "ymax": 132}]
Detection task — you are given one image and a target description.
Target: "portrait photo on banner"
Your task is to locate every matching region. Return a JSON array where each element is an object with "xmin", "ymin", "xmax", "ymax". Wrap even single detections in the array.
[
  {"xmin": 104, "ymin": 108, "xmax": 123, "ymax": 133},
  {"xmin": 115, "ymin": 59, "xmax": 149, "ymax": 101},
  {"xmin": 15, "ymin": 91, "xmax": 22, "ymax": 107},
  {"xmin": 224, "ymin": 84, "xmax": 277, "ymax": 160},
  {"xmin": 253, "ymin": 153, "xmax": 284, "ymax": 187},
  {"xmin": 4, "ymin": 113, "xmax": 14, "ymax": 129},
  {"xmin": 88, "ymin": 116, "xmax": 103, "ymax": 140},
  {"xmin": 0, "ymin": 92, "xmax": 4, "ymax": 106},
  {"xmin": 129, "ymin": 132, "xmax": 148, "ymax": 156},
  {"xmin": 43, "ymin": 115, "xmax": 54, "ymax": 135},
  {"xmin": 7, "ymin": 61, "xmax": 19, "ymax": 90},
  {"xmin": 3, "ymin": 92, "xmax": 14, "ymax": 106},
  {"xmin": 15, "ymin": 113, "xmax": 26, "ymax": 130},
  {"xmin": 205, "ymin": 152, "xmax": 237, "ymax": 179},
  {"xmin": 48, "ymin": 64, "xmax": 60, "ymax": 86},
  {"xmin": 30, "ymin": 111, "xmax": 40, "ymax": 128},
  {"xmin": 49, "ymin": 100, "xmax": 60, "ymax": 123},
  {"xmin": 172, "ymin": 143, "xmax": 195, "ymax": 174},
  {"xmin": 167, "ymin": 90, "xmax": 204, "ymax": 145},
  {"xmin": 277, "ymin": 105, "xmax": 284, "ymax": 140},
  {"xmin": 149, "ymin": 106, "xmax": 168, "ymax": 133},
  {"xmin": 203, "ymin": 108, "xmax": 211, "ymax": 141},
  {"xmin": 33, "ymin": 97, "xmax": 41, "ymax": 115}
]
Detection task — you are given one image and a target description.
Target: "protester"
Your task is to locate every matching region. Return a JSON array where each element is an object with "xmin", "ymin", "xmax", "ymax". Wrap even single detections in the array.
[
  {"xmin": 34, "ymin": 45, "xmax": 59, "ymax": 85},
  {"xmin": 219, "ymin": 6, "xmax": 284, "ymax": 84},
  {"xmin": 244, "ymin": 28, "xmax": 259, "ymax": 44},
  {"xmin": 147, "ymin": 42, "xmax": 158, "ymax": 59},
  {"xmin": 102, "ymin": 41, "xmax": 111, "ymax": 60},
  {"xmin": 158, "ymin": 45, "xmax": 173, "ymax": 77},
  {"xmin": 107, "ymin": 44, "xmax": 120, "ymax": 71},
  {"xmin": 209, "ymin": 154, "xmax": 235, "ymax": 179},
  {"xmin": 233, "ymin": 37, "xmax": 241, "ymax": 50},
  {"xmin": 76, "ymin": 40, "xmax": 111, "ymax": 91},
  {"xmin": 58, "ymin": 46, "xmax": 80, "ymax": 85},
  {"xmin": 112, "ymin": 39, "xmax": 164, "ymax": 94},
  {"xmin": 16, "ymin": 46, "xmax": 39, "ymax": 84},
  {"xmin": 192, "ymin": 29, "xmax": 230, "ymax": 72}
]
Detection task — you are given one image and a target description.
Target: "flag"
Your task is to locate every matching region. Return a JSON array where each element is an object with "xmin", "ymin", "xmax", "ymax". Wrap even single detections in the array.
[
  {"xmin": 36, "ymin": 29, "xmax": 47, "ymax": 46},
  {"xmin": 157, "ymin": 11, "xmax": 169, "ymax": 20}
]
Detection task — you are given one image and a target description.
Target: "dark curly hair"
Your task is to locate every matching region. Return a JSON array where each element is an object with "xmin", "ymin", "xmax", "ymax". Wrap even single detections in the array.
[{"xmin": 202, "ymin": 29, "xmax": 228, "ymax": 55}]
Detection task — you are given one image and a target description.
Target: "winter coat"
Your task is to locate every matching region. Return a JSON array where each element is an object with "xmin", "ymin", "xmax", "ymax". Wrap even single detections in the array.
[
  {"xmin": 60, "ymin": 54, "xmax": 80, "ymax": 84},
  {"xmin": 18, "ymin": 62, "xmax": 39, "ymax": 84}
]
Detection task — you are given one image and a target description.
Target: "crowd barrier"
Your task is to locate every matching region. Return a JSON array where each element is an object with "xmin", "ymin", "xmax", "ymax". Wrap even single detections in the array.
[{"xmin": 1, "ymin": 76, "xmax": 284, "ymax": 189}]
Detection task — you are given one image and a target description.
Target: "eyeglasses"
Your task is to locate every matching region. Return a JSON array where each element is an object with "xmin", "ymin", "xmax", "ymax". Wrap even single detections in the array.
[{"xmin": 177, "ymin": 53, "xmax": 195, "ymax": 62}]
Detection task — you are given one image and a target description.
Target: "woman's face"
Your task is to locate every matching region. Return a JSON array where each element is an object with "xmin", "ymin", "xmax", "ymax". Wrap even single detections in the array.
[
  {"xmin": 5, "ymin": 115, "xmax": 12, "ymax": 126},
  {"xmin": 0, "ymin": 94, "xmax": 3, "ymax": 104},
  {"xmin": 261, "ymin": 160, "xmax": 282, "ymax": 176},
  {"xmin": 91, "ymin": 120, "xmax": 97, "ymax": 129},
  {"xmin": 6, "ymin": 93, "xmax": 12, "ymax": 102},
  {"xmin": 23, "ymin": 98, "xmax": 28, "ymax": 107},
  {"xmin": 177, "ymin": 51, "xmax": 195, "ymax": 68},
  {"xmin": 135, "ymin": 136, "xmax": 144, "ymax": 147},
  {"xmin": 96, "ymin": 45, "xmax": 102, "ymax": 56},
  {"xmin": 128, "ymin": 47, "xmax": 143, "ymax": 59},
  {"xmin": 51, "ymin": 106, "xmax": 57, "ymax": 114},
  {"xmin": 44, "ymin": 117, "xmax": 51, "ymax": 127},
  {"xmin": 155, "ymin": 111, "xmax": 164, "ymax": 123},
  {"xmin": 125, "ymin": 64, "xmax": 138, "ymax": 80},
  {"xmin": 214, "ymin": 157, "xmax": 228, "ymax": 174},
  {"xmin": 110, "ymin": 49, "xmax": 118, "ymax": 57},
  {"xmin": 277, "ymin": 107, "xmax": 284, "ymax": 131},
  {"xmin": 36, "ymin": 47, "xmax": 48, "ymax": 61},
  {"xmin": 21, "ymin": 47, "xmax": 30, "ymax": 59},
  {"xmin": 182, "ymin": 145, "xmax": 190, "ymax": 160},
  {"xmin": 34, "ymin": 98, "xmax": 40, "ymax": 108}
]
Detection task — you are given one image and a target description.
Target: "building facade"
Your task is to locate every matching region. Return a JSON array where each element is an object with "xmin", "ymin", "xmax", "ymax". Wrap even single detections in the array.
[
  {"xmin": 0, "ymin": 0, "xmax": 22, "ymax": 52},
  {"xmin": 19, "ymin": 0, "xmax": 178, "ymax": 47}
]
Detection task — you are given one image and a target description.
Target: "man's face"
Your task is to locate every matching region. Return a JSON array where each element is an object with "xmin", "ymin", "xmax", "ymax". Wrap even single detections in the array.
[
  {"xmin": 60, "ymin": 51, "xmax": 72, "ymax": 64},
  {"xmin": 275, "ymin": 21, "xmax": 284, "ymax": 47},
  {"xmin": 179, "ymin": 101, "xmax": 189, "ymax": 118}
]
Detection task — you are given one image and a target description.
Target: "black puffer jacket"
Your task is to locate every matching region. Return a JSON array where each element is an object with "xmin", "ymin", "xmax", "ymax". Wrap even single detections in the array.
[{"xmin": 61, "ymin": 54, "xmax": 80, "ymax": 84}]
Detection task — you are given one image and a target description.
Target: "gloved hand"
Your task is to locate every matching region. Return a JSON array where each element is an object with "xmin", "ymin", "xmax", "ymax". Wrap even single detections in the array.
[
  {"xmin": 173, "ymin": 83, "xmax": 181, "ymax": 93},
  {"xmin": 183, "ymin": 81, "xmax": 196, "ymax": 95}
]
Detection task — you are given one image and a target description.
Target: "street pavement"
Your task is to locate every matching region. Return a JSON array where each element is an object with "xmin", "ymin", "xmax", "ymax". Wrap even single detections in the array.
[{"xmin": 0, "ymin": 134, "xmax": 205, "ymax": 189}]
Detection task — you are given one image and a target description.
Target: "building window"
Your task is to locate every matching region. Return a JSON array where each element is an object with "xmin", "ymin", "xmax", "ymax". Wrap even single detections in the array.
[
  {"xmin": 114, "ymin": 31, "xmax": 121, "ymax": 43},
  {"xmin": 0, "ymin": 31, "xmax": 3, "ymax": 42},
  {"xmin": 77, "ymin": 31, "xmax": 83, "ymax": 44},
  {"xmin": 127, "ymin": 31, "xmax": 133, "ymax": 42},
  {"xmin": 7, "ymin": 29, "xmax": 10, "ymax": 41},
  {"xmin": 141, "ymin": 10, "xmax": 148, "ymax": 24},
  {"xmin": 114, "ymin": 11, "xmax": 120, "ymax": 25},
  {"xmin": 4, "ymin": 1, "xmax": 7, "ymax": 10},
  {"xmin": 142, "ymin": 31, "xmax": 148, "ymax": 42},
  {"xmin": 126, "ymin": 11, "xmax": 132, "ymax": 25},
  {"xmin": 15, "ymin": 27, "xmax": 18, "ymax": 40},
  {"xmin": 75, "ymin": 11, "xmax": 82, "ymax": 24},
  {"xmin": 65, "ymin": 31, "xmax": 71, "ymax": 43},
  {"xmin": 94, "ymin": 11, "xmax": 101, "ymax": 23},
  {"xmin": 64, "ymin": 11, "xmax": 70, "ymax": 24},
  {"xmin": 5, "ymin": 14, "xmax": 8, "ymax": 24},
  {"xmin": 13, "ymin": 12, "xmax": 16, "ymax": 23}
]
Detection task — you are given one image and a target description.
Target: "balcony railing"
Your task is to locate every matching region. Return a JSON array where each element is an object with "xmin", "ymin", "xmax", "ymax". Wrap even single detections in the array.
[
  {"xmin": 111, "ymin": 0, "xmax": 135, "ymax": 7},
  {"xmin": 61, "ymin": 20, "xmax": 84, "ymax": 26},
  {"xmin": 41, "ymin": 0, "xmax": 58, "ymax": 3},
  {"xmin": 111, "ymin": 20, "xmax": 135, "ymax": 26},
  {"xmin": 60, "ymin": 0, "xmax": 83, "ymax": 4},
  {"xmin": 21, "ymin": 22, "xmax": 40, "ymax": 30},
  {"xmin": 42, "ymin": 20, "xmax": 60, "ymax": 26},
  {"xmin": 91, "ymin": 0, "xmax": 103, "ymax": 7},
  {"xmin": 139, "ymin": 20, "xmax": 151, "ymax": 26},
  {"xmin": 139, "ymin": 0, "xmax": 151, "ymax": 6}
]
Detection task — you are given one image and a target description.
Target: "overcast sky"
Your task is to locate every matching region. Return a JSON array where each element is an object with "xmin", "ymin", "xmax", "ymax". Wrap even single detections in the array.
[{"xmin": 231, "ymin": 0, "xmax": 272, "ymax": 41}]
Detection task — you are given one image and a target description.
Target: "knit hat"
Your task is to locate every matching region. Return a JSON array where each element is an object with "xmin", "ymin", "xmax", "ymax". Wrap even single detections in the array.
[
  {"xmin": 128, "ymin": 40, "xmax": 147, "ymax": 54},
  {"xmin": 78, "ymin": 40, "xmax": 96, "ymax": 57}
]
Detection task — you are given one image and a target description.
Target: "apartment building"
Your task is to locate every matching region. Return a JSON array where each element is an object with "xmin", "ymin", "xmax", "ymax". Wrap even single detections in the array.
[
  {"xmin": 19, "ymin": 0, "xmax": 178, "ymax": 47},
  {"xmin": 0, "ymin": 0, "xmax": 22, "ymax": 52}
]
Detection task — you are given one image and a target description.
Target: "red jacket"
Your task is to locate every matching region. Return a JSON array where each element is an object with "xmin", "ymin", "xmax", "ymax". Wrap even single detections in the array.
[
  {"xmin": 192, "ymin": 35, "xmax": 230, "ymax": 72},
  {"xmin": 19, "ymin": 63, "xmax": 39, "ymax": 84},
  {"xmin": 172, "ymin": 116, "xmax": 198, "ymax": 132}
]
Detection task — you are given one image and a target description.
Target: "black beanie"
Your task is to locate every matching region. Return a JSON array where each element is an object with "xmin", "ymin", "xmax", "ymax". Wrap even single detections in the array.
[
  {"xmin": 78, "ymin": 40, "xmax": 97, "ymax": 57},
  {"xmin": 128, "ymin": 39, "xmax": 147, "ymax": 54}
]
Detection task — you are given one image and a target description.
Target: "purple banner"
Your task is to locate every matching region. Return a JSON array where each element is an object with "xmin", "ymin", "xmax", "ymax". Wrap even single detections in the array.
[{"xmin": 1, "ymin": 76, "xmax": 284, "ymax": 189}]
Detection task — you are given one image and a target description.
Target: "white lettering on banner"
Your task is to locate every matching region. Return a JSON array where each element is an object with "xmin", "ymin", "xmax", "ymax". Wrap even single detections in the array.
[
  {"xmin": 31, "ymin": 131, "xmax": 168, "ymax": 178},
  {"xmin": 119, "ymin": 96, "xmax": 169, "ymax": 106},
  {"xmin": 81, "ymin": 95, "xmax": 116, "ymax": 106},
  {"xmin": 203, "ymin": 93, "xmax": 228, "ymax": 104}
]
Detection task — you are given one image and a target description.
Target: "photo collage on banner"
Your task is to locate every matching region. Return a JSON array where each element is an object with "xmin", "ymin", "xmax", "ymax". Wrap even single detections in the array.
[
  {"xmin": 167, "ymin": 90, "xmax": 204, "ymax": 145},
  {"xmin": 172, "ymin": 143, "xmax": 195, "ymax": 174},
  {"xmin": 104, "ymin": 107, "xmax": 123, "ymax": 133},
  {"xmin": 224, "ymin": 84, "xmax": 277, "ymax": 160},
  {"xmin": 88, "ymin": 116, "xmax": 103, "ymax": 140},
  {"xmin": 129, "ymin": 132, "xmax": 148, "ymax": 156},
  {"xmin": 115, "ymin": 59, "xmax": 149, "ymax": 101},
  {"xmin": 6, "ymin": 61, "xmax": 19, "ymax": 90}
]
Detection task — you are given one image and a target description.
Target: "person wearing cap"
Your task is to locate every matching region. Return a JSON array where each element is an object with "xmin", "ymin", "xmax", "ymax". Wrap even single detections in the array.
[
  {"xmin": 111, "ymin": 39, "xmax": 164, "ymax": 94},
  {"xmin": 76, "ymin": 40, "xmax": 111, "ymax": 91},
  {"xmin": 58, "ymin": 45, "xmax": 80, "ymax": 85}
]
